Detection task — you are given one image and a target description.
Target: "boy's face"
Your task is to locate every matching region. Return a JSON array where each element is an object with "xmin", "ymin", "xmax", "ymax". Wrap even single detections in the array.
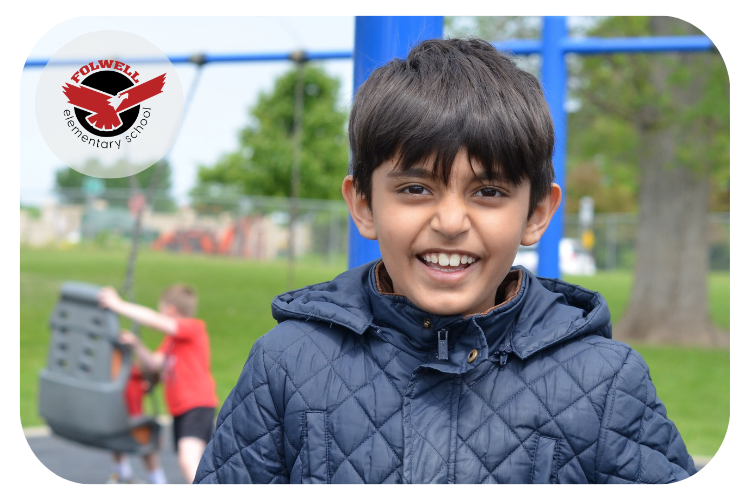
[
  {"xmin": 344, "ymin": 150, "xmax": 559, "ymax": 317},
  {"xmin": 158, "ymin": 300, "xmax": 179, "ymax": 318}
]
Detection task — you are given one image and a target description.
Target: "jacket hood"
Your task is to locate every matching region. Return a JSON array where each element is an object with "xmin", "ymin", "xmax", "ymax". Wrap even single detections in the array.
[{"xmin": 271, "ymin": 260, "xmax": 611, "ymax": 360}]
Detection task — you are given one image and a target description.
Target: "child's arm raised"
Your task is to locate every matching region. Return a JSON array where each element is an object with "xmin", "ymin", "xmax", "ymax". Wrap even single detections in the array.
[
  {"xmin": 98, "ymin": 287, "xmax": 177, "ymax": 335},
  {"xmin": 119, "ymin": 331, "xmax": 165, "ymax": 374}
]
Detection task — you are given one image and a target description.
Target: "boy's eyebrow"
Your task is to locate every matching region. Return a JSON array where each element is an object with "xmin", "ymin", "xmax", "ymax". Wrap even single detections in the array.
[
  {"xmin": 386, "ymin": 166, "xmax": 433, "ymax": 179},
  {"xmin": 387, "ymin": 164, "xmax": 512, "ymax": 184}
]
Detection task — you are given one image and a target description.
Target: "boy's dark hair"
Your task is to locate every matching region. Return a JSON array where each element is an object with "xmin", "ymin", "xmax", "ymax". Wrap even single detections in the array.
[
  {"xmin": 349, "ymin": 38, "xmax": 555, "ymax": 219},
  {"xmin": 160, "ymin": 284, "xmax": 197, "ymax": 317}
]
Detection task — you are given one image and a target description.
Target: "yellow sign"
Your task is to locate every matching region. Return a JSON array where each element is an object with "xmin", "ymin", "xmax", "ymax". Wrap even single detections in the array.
[{"xmin": 581, "ymin": 229, "xmax": 595, "ymax": 250}]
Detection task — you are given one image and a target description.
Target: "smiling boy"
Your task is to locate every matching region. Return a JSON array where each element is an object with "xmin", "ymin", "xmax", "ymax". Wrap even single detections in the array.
[
  {"xmin": 195, "ymin": 38, "xmax": 695, "ymax": 484},
  {"xmin": 346, "ymin": 152, "xmax": 559, "ymax": 318}
]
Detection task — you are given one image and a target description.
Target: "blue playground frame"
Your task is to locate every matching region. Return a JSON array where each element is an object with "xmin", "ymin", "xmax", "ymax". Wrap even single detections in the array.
[{"xmin": 25, "ymin": 16, "xmax": 714, "ymax": 278}]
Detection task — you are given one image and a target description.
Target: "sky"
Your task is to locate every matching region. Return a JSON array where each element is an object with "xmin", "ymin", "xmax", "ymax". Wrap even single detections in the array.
[{"xmin": 21, "ymin": 17, "xmax": 356, "ymax": 205}]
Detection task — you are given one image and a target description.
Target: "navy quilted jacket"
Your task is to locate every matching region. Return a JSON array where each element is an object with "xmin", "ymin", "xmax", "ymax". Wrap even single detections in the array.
[{"xmin": 195, "ymin": 261, "xmax": 696, "ymax": 484}]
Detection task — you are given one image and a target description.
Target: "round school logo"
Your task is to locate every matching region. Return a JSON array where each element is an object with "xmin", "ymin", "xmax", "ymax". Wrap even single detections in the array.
[{"xmin": 36, "ymin": 31, "xmax": 184, "ymax": 178}]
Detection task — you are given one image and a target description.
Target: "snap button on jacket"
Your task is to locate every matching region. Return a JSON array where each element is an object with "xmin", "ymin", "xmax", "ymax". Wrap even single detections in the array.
[{"xmin": 195, "ymin": 261, "xmax": 696, "ymax": 484}]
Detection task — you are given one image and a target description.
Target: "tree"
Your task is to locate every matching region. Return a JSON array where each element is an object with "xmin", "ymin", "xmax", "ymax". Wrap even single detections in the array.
[
  {"xmin": 193, "ymin": 64, "xmax": 349, "ymax": 205},
  {"xmin": 448, "ymin": 16, "xmax": 729, "ymax": 345},
  {"xmin": 55, "ymin": 158, "xmax": 175, "ymax": 212},
  {"xmin": 573, "ymin": 17, "xmax": 729, "ymax": 346},
  {"xmin": 446, "ymin": 17, "xmax": 642, "ymax": 215}
]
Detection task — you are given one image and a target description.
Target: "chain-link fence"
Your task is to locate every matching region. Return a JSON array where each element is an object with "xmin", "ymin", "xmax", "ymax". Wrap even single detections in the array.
[
  {"xmin": 563, "ymin": 212, "xmax": 730, "ymax": 271},
  {"xmin": 20, "ymin": 188, "xmax": 729, "ymax": 271},
  {"xmin": 21, "ymin": 188, "xmax": 350, "ymax": 266}
]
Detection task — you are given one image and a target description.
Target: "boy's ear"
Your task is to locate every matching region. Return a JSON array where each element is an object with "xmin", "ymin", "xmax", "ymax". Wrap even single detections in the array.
[
  {"xmin": 521, "ymin": 183, "xmax": 562, "ymax": 246},
  {"xmin": 342, "ymin": 175, "xmax": 378, "ymax": 240}
]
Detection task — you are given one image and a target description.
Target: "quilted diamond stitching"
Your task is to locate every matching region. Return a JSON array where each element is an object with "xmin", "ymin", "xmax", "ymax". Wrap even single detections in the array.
[
  {"xmin": 522, "ymin": 344, "xmax": 598, "ymax": 387},
  {"xmin": 284, "ymin": 430, "xmax": 298, "ymax": 456},
  {"xmin": 494, "ymin": 355, "xmax": 619, "ymax": 477},
  {"xmin": 456, "ymin": 426, "xmax": 536, "ymax": 483},
  {"xmin": 582, "ymin": 340, "xmax": 623, "ymax": 372},
  {"xmin": 241, "ymin": 358, "xmax": 288, "ymax": 475},
  {"xmin": 326, "ymin": 430, "xmax": 368, "ymax": 483},
  {"xmin": 212, "ymin": 307, "xmax": 684, "ymax": 484},
  {"xmin": 380, "ymin": 466, "xmax": 400, "ymax": 484},
  {"xmin": 545, "ymin": 352, "xmax": 604, "ymax": 417},
  {"xmin": 328, "ymin": 408, "xmax": 403, "ymax": 481},
  {"xmin": 264, "ymin": 322, "xmax": 362, "ymax": 401},
  {"xmin": 595, "ymin": 348, "xmax": 634, "ymax": 482},
  {"xmin": 613, "ymin": 385, "xmax": 648, "ymax": 406},
  {"xmin": 582, "ymin": 339, "xmax": 627, "ymax": 365},
  {"xmin": 407, "ymin": 413, "xmax": 450, "ymax": 476},
  {"xmin": 461, "ymin": 380, "xmax": 531, "ymax": 459},
  {"xmin": 636, "ymin": 375, "xmax": 649, "ymax": 482},
  {"xmin": 302, "ymin": 329, "xmax": 404, "ymax": 480},
  {"xmin": 257, "ymin": 321, "xmax": 414, "ymax": 483},
  {"xmin": 554, "ymin": 438, "xmax": 597, "ymax": 480},
  {"xmin": 331, "ymin": 350, "xmax": 403, "ymax": 423},
  {"xmin": 259, "ymin": 350, "xmax": 314, "ymax": 410},
  {"xmin": 215, "ymin": 406, "xmax": 285, "ymax": 480},
  {"xmin": 416, "ymin": 378, "xmax": 454, "ymax": 435}
]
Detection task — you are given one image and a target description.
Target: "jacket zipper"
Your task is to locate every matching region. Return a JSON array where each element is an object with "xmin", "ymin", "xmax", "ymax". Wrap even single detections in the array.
[{"xmin": 437, "ymin": 329, "xmax": 449, "ymax": 360}]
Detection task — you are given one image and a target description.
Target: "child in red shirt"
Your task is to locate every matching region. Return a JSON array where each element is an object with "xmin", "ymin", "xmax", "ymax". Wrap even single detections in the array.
[{"xmin": 99, "ymin": 284, "xmax": 218, "ymax": 484}]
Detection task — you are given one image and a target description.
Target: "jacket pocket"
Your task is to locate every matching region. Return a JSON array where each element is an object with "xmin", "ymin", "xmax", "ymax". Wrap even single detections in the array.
[
  {"xmin": 531, "ymin": 435, "xmax": 559, "ymax": 484},
  {"xmin": 302, "ymin": 411, "xmax": 330, "ymax": 483}
]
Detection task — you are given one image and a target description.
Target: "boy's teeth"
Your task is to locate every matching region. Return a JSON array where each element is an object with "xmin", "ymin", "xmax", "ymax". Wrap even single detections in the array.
[{"xmin": 422, "ymin": 253, "xmax": 477, "ymax": 267}]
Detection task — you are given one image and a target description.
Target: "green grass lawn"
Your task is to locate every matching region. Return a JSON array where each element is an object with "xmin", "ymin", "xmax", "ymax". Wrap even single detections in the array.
[
  {"xmin": 21, "ymin": 247, "xmax": 729, "ymax": 458},
  {"xmin": 563, "ymin": 271, "xmax": 730, "ymax": 330}
]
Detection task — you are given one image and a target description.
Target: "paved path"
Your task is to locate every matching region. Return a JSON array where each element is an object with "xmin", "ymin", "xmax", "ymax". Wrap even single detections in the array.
[{"xmin": 25, "ymin": 422, "xmax": 187, "ymax": 484}]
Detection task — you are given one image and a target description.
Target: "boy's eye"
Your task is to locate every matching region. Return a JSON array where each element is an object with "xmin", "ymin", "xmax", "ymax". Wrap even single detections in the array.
[
  {"xmin": 401, "ymin": 185, "xmax": 430, "ymax": 195},
  {"xmin": 475, "ymin": 187, "xmax": 504, "ymax": 198}
]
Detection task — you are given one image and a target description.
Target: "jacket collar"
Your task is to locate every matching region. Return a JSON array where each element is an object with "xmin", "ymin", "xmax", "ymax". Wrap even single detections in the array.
[
  {"xmin": 271, "ymin": 260, "xmax": 612, "ymax": 366},
  {"xmin": 366, "ymin": 261, "xmax": 525, "ymax": 365}
]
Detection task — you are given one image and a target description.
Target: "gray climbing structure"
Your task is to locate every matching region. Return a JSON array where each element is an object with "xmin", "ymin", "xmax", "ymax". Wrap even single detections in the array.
[{"xmin": 38, "ymin": 282, "xmax": 160, "ymax": 455}]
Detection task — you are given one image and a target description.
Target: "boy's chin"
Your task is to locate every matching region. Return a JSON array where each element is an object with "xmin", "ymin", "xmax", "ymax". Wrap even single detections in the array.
[{"xmin": 409, "ymin": 295, "xmax": 484, "ymax": 317}]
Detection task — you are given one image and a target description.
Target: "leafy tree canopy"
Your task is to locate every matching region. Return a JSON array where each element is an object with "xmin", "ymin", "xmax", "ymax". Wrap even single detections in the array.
[
  {"xmin": 446, "ymin": 16, "xmax": 729, "ymax": 213},
  {"xmin": 193, "ymin": 64, "xmax": 349, "ymax": 204}
]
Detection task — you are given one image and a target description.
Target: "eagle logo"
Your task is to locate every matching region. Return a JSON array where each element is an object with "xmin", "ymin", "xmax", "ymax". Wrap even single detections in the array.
[{"xmin": 62, "ymin": 73, "xmax": 166, "ymax": 134}]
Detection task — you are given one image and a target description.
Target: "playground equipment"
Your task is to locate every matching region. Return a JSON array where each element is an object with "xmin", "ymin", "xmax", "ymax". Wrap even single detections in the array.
[
  {"xmin": 150, "ymin": 217, "xmax": 264, "ymax": 257},
  {"xmin": 38, "ymin": 282, "xmax": 160, "ymax": 455}
]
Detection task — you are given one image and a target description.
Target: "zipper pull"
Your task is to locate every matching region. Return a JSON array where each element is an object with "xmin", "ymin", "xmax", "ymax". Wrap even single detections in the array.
[
  {"xmin": 493, "ymin": 341, "xmax": 512, "ymax": 369},
  {"xmin": 437, "ymin": 329, "xmax": 449, "ymax": 360}
]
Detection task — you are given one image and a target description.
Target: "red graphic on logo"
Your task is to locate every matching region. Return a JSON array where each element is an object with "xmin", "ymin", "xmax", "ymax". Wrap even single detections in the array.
[{"xmin": 62, "ymin": 73, "xmax": 166, "ymax": 131}]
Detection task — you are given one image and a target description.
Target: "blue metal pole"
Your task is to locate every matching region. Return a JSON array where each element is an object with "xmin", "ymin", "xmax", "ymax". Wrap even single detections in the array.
[
  {"xmin": 23, "ymin": 50, "xmax": 354, "ymax": 68},
  {"xmin": 537, "ymin": 16, "xmax": 568, "ymax": 279},
  {"xmin": 348, "ymin": 16, "xmax": 443, "ymax": 269},
  {"xmin": 561, "ymin": 35, "xmax": 714, "ymax": 54},
  {"xmin": 22, "ymin": 34, "xmax": 712, "ymax": 69}
]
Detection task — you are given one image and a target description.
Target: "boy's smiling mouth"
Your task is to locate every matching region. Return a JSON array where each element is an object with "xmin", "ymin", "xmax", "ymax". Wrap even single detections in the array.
[{"xmin": 418, "ymin": 251, "xmax": 479, "ymax": 273}]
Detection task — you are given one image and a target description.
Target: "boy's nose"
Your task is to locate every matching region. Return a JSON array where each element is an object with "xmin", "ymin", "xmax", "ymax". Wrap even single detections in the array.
[{"xmin": 430, "ymin": 196, "xmax": 471, "ymax": 239}]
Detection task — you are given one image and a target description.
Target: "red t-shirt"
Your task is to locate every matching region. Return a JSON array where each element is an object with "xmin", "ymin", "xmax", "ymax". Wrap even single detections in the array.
[{"xmin": 157, "ymin": 317, "xmax": 219, "ymax": 417}]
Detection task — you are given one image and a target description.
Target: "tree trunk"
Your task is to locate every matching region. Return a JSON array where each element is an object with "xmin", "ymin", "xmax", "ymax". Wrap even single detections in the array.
[{"xmin": 614, "ymin": 17, "xmax": 728, "ymax": 347}]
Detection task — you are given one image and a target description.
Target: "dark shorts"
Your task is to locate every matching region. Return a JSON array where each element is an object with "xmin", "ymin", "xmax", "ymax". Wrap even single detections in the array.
[{"xmin": 172, "ymin": 406, "xmax": 215, "ymax": 452}]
